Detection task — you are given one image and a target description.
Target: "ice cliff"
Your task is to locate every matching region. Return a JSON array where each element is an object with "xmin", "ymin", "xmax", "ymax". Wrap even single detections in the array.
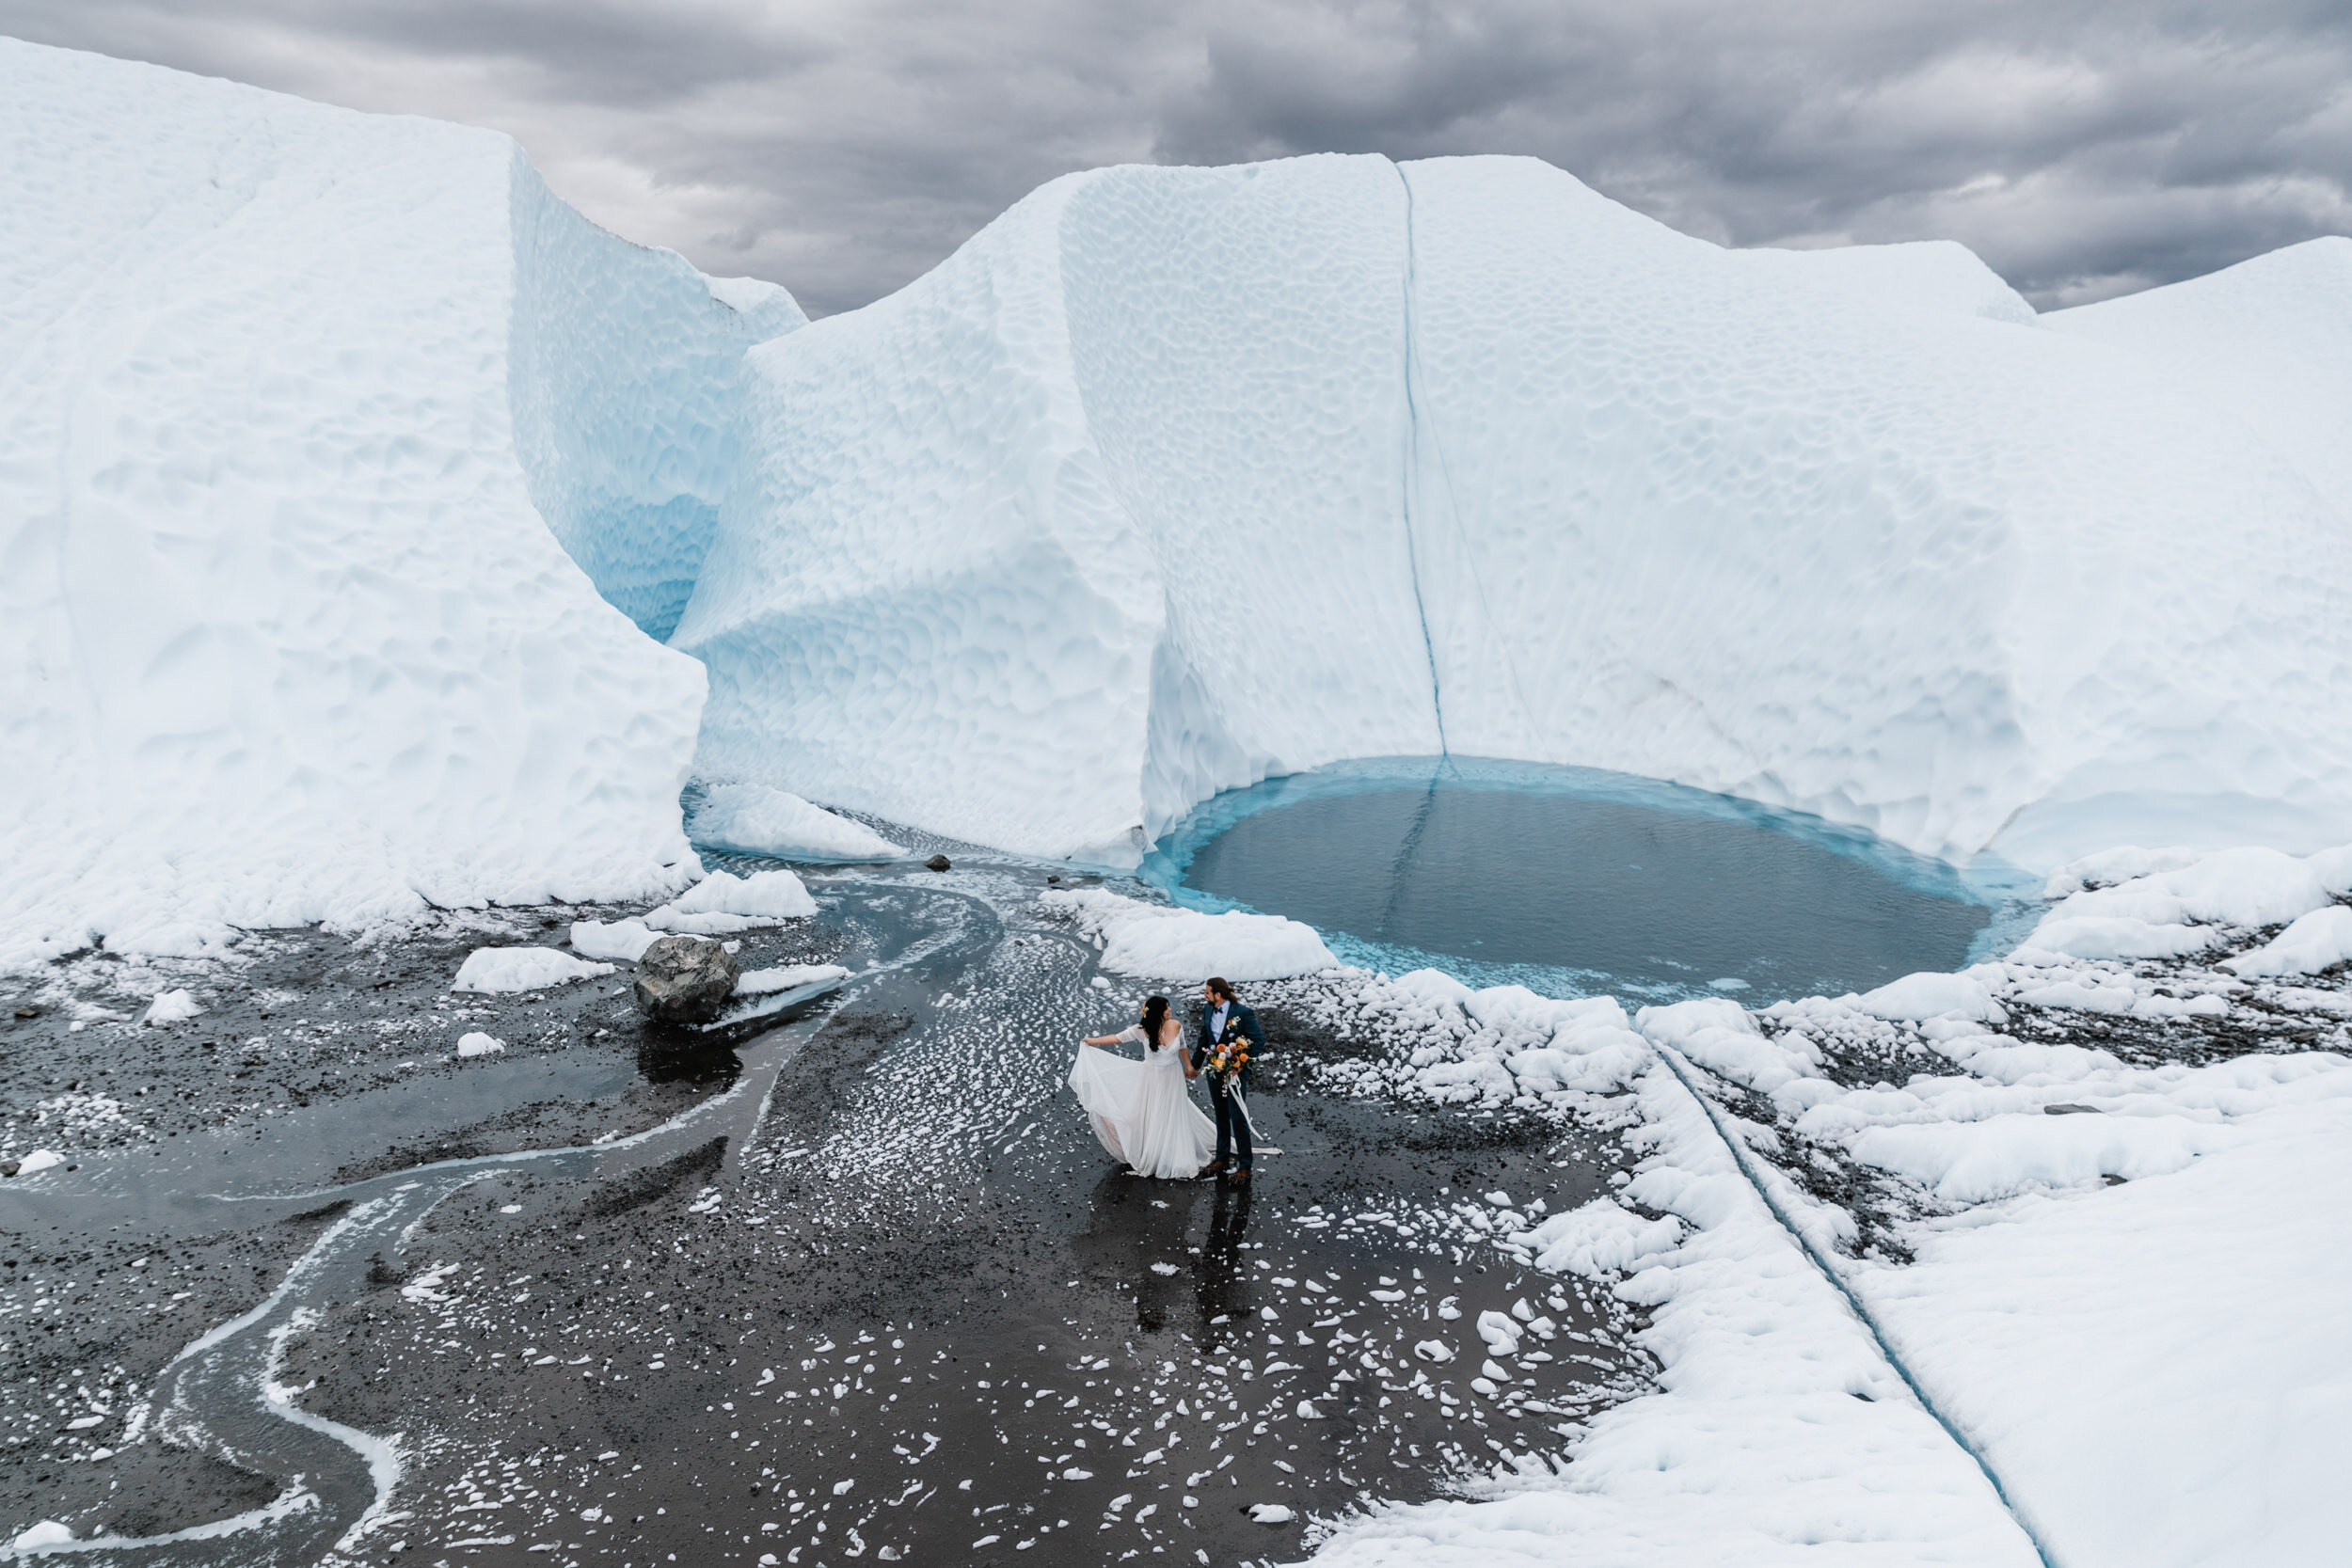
[
  {"xmin": 7, "ymin": 40, "xmax": 2348, "ymax": 967},
  {"xmin": 677, "ymin": 155, "xmax": 2352, "ymax": 869},
  {"xmin": 0, "ymin": 40, "xmax": 800, "ymax": 965}
]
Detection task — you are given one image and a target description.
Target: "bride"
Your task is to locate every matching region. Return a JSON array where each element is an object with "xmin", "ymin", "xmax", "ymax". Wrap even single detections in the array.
[{"xmin": 1069, "ymin": 995, "xmax": 1216, "ymax": 1180}]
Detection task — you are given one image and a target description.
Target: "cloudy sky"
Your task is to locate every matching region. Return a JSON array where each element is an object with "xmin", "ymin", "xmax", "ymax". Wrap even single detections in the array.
[{"xmin": 5, "ymin": 0, "xmax": 2346, "ymax": 317}]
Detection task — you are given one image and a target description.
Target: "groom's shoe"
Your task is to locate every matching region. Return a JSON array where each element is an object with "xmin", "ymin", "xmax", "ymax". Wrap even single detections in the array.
[
  {"xmin": 1195, "ymin": 1161, "xmax": 1228, "ymax": 1180},
  {"xmin": 1227, "ymin": 1166, "xmax": 1251, "ymax": 1187}
]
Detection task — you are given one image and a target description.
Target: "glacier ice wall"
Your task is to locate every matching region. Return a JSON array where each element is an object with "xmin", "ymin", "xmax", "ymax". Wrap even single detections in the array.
[
  {"xmin": 0, "ymin": 40, "xmax": 792, "ymax": 964},
  {"xmin": 680, "ymin": 153, "xmax": 2352, "ymax": 871},
  {"xmin": 2045, "ymin": 237, "xmax": 2352, "ymax": 520}
]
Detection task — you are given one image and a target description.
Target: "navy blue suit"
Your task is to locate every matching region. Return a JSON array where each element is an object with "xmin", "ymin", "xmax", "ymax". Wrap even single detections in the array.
[{"xmin": 1193, "ymin": 999, "xmax": 1264, "ymax": 1170}]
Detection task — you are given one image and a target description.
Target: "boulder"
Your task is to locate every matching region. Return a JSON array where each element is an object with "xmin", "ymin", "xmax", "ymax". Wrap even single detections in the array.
[
  {"xmin": 925, "ymin": 853, "xmax": 952, "ymax": 872},
  {"xmin": 632, "ymin": 936, "xmax": 741, "ymax": 1024}
]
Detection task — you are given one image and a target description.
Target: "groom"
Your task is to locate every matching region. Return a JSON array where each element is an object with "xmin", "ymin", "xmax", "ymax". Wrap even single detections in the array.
[{"xmin": 1192, "ymin": 976, "xmax": 1265, "ymax": 1185}]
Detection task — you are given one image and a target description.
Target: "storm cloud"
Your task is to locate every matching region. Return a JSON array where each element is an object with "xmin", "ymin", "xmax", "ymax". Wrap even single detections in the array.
[{"xmin": 4, "ymin": 0, "xmax": 2345, "ymax": 315}]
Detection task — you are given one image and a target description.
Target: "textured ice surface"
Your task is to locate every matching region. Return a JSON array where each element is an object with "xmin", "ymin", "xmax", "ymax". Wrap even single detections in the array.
[
  {"xmin": 682, "ymin": 153, "xmax": 2352, "ymax": 872},
  {"xmin": 0, "ymin": 41, "xmax": 800, "ymax": 969}
]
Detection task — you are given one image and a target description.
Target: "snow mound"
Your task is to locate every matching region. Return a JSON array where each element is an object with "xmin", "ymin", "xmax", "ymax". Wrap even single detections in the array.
[
  {"xmin": 0, "ymin": 40, "xmax": 802, "ymax": 972},
  {"xmin": 452, "ymin": 947, "xmax": 615, "ymax": 994},
  {"xmin": 2017, "ymin": 845, "xmax": 2333, "ymax": 962},
  {"xmin": 2223, "ymin": 905, "xmax": 2352, "ymax": 977},
  {"xmin": 1040, "ymin": 888, "xmax": 1336, "ymax": 980},
  {"xmin": 1517, "ymin": 1198, "xmax": 1682, "ymax": 1279},
  {"xmin": 1855, "ymin": 971, "xmax": 2007, "ymax": 1023},
  {"xmin": 679, "ymin": 151, "xmax": 2352, "ymax": 871},
  {"xmin": 2307, "ymin": 844, "xmax": 2352, "ymax": 895},
  {"xmin": 688, "ymin": 784, "xmax": 904, "ymax": 861},
  {"xmin": 644, "ymin": 869, "xmax": 817, "ymax": 934}
]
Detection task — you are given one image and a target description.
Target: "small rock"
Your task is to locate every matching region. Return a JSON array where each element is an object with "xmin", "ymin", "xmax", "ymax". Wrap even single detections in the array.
[
  {"xmin": 0, "ymin": 1161, "xmax": 18, "ymax": 1178},
  {"xmin": 924, "ymin": 853, "xmax": 952, "ymax": 872},
  {"xmin": 632, "ymin": 936, "xmax": 741, "ymax": 1024},
  {"xmin": 2043, "ymin": 1103, "xmax": 2099, "ymax": 1116},
  {"xmin": 11, "ymin": 1006, "xmax": 37, "ymax": 1020}
]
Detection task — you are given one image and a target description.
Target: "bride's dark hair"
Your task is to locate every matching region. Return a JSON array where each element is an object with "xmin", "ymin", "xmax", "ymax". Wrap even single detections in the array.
[{"xmin": 1139, "ymin": 995, "xmax": 1170, "ymax": 1050}]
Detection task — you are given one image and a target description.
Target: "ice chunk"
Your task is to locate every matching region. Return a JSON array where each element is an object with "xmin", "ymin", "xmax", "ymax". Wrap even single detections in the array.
[
  {"xmin": 569, "ymin": 919, "xmax": 661, "ymax": 963},
  {"xmin": 456, "ymin": 1033, "xmax": 506, "ymax": 1058},
  {"xmin": 688, "ymin": 784, "xmax": 905, "ymax": 862},
  {"xmin": 1040, "ymin": 888, "xmax": 1334, "ymax": 980},
  {"xmin": 141, "ymin": 989, "xmax": 202, "ymax": 1026},
  {"xmin": 1474, "ymin": 1311, "xmax": 1522, "ymax": 1356},
  {"xmin": 452, "ymin": 948, "xmax": 616, "ymax": 994},
  {"xmin": 8, "ymin": 1522, "xmax": 73, "ymax": 1549},
  {"xmin": 643, "ymin": 869, "xmax": 817, "ymax": 934},
  {"xmin": 735, "ymin": 963, "xmax": 854, "ymax": 995},
  {"xmin": 15, "ymin": 1149, "xmax": 63, "ymax": 1176}
]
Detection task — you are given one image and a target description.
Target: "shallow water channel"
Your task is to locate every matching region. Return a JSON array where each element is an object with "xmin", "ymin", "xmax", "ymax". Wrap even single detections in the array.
[
  {"xmin": 1156, "ymin": 758, "xmax": 2026, "ymax": 1004},
  {"xmin": 1, "ymin": 862, "xmax": 1647, "ymax": 1568}
]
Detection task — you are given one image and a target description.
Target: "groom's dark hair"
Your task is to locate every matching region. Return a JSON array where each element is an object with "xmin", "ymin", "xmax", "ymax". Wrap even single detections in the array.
[{"xmin": 1205, "ymin": 977, "xmax": 1234, "ymax": 1001}]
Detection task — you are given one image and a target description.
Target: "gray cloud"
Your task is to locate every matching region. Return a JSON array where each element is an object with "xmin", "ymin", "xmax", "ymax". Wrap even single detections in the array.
[{"xmin": 3, "ymin": 0, "xmax": 2345, "ymax": 314}]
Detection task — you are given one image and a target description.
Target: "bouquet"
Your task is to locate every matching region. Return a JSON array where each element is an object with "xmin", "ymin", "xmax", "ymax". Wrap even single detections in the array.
[{"xmin": 1202, "ymin": 1034, "xmax": 1251, "ymax": 1082}]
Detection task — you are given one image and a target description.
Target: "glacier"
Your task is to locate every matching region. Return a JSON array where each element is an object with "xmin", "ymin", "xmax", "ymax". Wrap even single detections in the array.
[
  {"xmin": 5, "ymin": 36, "xmax": 2349, "ymax": 964},
  {"xmin": 677, "ymin": 154, "xmax": 2352, "ymax": 872},
  {"xmin": 0, "ymin": 40, "xmax": 800, "ymax": 967}
]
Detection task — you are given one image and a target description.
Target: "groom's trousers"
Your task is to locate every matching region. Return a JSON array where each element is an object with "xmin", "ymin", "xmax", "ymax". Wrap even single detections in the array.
[{"xmin": 1210, "ymin": 1069, "xmax": 1253, "ymax": 1170}]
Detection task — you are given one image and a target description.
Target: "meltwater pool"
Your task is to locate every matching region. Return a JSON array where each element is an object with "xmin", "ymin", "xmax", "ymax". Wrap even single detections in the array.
[{"xmin": 1148, "ymin": 759, "xmax": 2030, "ymax": 1004}]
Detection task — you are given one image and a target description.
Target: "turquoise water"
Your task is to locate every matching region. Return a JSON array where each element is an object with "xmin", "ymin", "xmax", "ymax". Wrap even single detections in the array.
[{"xmin": 1144, "ymin": 757, "xmax": 2036, "ymax": 1006}]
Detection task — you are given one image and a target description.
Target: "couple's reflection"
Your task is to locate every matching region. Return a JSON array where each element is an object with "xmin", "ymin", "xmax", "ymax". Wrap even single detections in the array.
[
  {"xmin": 1193, "ymin": 1178, "xmax": 1254, "ymax": 1354},
  {"xmin": 1074, "ymin": 1167, "xmax": 1254, "ymax": 1343}
]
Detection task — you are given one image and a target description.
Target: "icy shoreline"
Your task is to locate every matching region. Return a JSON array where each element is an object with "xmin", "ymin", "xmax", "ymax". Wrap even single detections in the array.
[{"xmin": 2, "ymin": 837, "xmax": 2347, "ymax": 1563}]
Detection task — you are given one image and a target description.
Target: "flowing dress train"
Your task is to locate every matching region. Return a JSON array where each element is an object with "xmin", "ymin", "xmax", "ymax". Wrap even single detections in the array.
[{"xmin": 1068, "ymin": 1023, "xmax": 1215, "ymax": 1180}]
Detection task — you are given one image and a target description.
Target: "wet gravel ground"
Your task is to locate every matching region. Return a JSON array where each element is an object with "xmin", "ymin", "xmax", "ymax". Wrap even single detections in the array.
[{"xmin": 0, "ymin": 864, "xmax": 1655, "ymax": 1567}]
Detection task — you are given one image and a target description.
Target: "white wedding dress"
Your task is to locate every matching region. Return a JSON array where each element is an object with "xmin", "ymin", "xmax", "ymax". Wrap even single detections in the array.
[{"xmin": 1068, "ymin": 1023, "xmax": 1216, "ymax": 1179}]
